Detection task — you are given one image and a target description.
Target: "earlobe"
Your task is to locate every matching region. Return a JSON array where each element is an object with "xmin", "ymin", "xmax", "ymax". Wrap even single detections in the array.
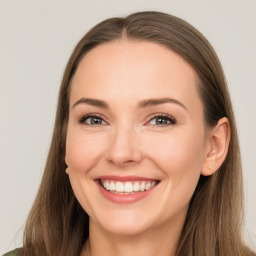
[
  {"xmin": 201, "ymin": 117, "xmax": 230, "ymax": 176},
  {"xmin": 65, "ymin": 155, "xmax": 69, "ymax": 166},
  {"xmin": 64, "ymin": 156, "xmax": 69, "ymax": 175}
]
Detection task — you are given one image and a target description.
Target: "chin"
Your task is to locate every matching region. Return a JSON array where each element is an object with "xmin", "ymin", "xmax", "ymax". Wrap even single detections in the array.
[
  {"xmin": 92, "ymin": 209, "xmax": 155, "ymax": 236},
  {"xmin": 102, "ymin": 220, "xmax": 150, "ymax": 236}
]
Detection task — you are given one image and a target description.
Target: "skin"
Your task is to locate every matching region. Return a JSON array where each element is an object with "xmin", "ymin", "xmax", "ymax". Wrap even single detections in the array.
[{"xmin": 65, "ymin": 40, "xmax": 230, "ymax": 256}]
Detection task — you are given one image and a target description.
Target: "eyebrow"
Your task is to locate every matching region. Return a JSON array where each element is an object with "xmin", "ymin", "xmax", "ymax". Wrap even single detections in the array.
[
  {"xmin": 137, "ymin": 98, "xmax": 187, "ymax": 110},
  {"xmin": 72, "ymin": 98, "xmax": 108, "ymax": 109},
  {"xmin": 72, "ymin": 97, "xmax": 187, "ymax": 111}
]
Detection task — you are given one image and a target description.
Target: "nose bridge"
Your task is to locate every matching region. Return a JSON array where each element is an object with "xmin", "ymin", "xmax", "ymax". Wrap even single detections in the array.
[{"xmin": 105, "ymin": 121, "xmax": 142, "ymax": 166}]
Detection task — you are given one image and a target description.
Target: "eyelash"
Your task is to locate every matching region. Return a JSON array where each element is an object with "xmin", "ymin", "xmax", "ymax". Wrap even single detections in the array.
[
  {"xmin": 147, "ymin": 113, "xmax": 176, "ymax": 126},
  {"xmin": 78, "ymin": 113, "xmax": 177, "ymax": 127},
  {"xmin": 78, "ymin": 113, "xmax": 106, "ymax": 125}
]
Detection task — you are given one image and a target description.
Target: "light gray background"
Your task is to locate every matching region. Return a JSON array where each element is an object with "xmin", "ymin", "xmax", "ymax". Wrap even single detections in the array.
[{"xmin": 1, "ymin": 0, "xmax": 255, "ymax": 253}]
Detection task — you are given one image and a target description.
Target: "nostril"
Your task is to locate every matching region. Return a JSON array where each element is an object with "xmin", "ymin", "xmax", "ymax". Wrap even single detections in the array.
[
  {"xmin": 106, "ymin": 158, "xmax": 137, "ymax": 167},
  {"xmin": 124, "ymin": 160, "xmax": 135, "ymax": 164}
]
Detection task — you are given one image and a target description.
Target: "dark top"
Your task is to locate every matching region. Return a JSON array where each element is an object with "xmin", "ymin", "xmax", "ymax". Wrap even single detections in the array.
[{"xmin": 2, "ymin": 249, "xmax": 18, "ymax": 256}]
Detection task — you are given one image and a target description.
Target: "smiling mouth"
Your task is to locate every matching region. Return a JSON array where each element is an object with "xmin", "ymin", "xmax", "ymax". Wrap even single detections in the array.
[{"xmin": 99, "ymin": 179, "xmax": 160, "ymax": 194}]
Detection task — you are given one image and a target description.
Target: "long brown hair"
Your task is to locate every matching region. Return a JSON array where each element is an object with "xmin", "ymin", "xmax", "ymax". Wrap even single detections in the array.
[{"xmin": 20, "ymin": 11, "xmax": 255, "ymax": 256}]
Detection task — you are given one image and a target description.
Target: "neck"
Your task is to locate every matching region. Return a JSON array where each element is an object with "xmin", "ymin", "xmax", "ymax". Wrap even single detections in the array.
[{"xmin": 81, "ymin": 215, "xmax": 185, "ymax": 256}]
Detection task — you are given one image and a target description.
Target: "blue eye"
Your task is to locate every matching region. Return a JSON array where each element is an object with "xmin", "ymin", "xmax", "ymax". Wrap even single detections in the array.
[
  {"xmin": 79, "ymin": 115, "xmax": 107, "ymax": 125},
  {"xmin": 78, "ymin": 113, "xmax": 176, "ymax": 127},
  {"xmin": 148, "ymin": 114, "xmax": 176, "ymax": 126}
]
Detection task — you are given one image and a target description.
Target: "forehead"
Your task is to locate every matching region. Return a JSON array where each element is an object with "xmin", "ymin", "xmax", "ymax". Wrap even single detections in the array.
[{"xmin": 70, "ymin": 40, "xmax": 202, "ymax": 112}]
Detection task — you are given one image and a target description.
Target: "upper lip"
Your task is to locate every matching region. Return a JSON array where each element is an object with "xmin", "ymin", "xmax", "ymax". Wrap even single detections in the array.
[{"xmin": 95, "ymin": 175, "xmax": 159, "ymax": 182}]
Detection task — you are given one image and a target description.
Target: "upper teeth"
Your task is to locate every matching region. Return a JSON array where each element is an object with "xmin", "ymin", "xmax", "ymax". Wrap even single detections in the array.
[{"xmin": 101, "ymin": 180, "xmax": 157, "ymax": 193}]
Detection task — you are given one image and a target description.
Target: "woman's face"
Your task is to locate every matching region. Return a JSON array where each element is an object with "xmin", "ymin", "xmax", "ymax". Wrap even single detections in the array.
[{"xmin": 66, "ymin": 40, "xmax": 210, "ymax": 236}]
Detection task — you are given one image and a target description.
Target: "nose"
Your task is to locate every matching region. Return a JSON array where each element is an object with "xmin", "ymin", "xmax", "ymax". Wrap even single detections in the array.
[{"xmin": 105, "ymin": 125, "xmax": 142, "ymax": 168}]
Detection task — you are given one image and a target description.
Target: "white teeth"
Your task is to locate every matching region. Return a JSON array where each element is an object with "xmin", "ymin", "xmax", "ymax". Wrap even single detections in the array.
[
  {"xmin": 110, "ymin": 181, "xmax": 115, "ymax": 191},
  {"xmin": 124, "ymin": 182, "xmax": 133, "ymax": 193},
  {"xmin": 116, "ymin": 182, "xmax": 124, "ymax": 192},
  {"xmin": 145, "ymin": 183, "xmax": 151, "ymax": 191},
  {"xmin": 133, "ymin": 182, "xmax": 140, "ymax": 192},
  {"xmin": 101, "ymin": 180, "xmax": 158, "ymax": 193},
  {"xmin": 105, "ymin": 181, "xmax": 110, "ymax": 190},
  {"xmin": 152, "ymin": 181, "xmax": 157, "ymax": 187},
  {"xmin": 140, "ymin": 181, "xmax": 146, "ymax": 191}
]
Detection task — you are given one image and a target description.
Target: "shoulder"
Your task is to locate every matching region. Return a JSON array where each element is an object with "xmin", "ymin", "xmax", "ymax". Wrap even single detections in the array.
[{"xmin": 2, "ymin": 249, "xmax": 19, "ymax": 256}]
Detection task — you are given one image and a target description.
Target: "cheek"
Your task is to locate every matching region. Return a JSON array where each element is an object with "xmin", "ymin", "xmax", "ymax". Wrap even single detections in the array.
[
  {"xmin": 145, "ymin": 130, "xmax": 204, "ymax": 197},
  {"xmin": 147, "ymin": 130, "xmax": 204, "ymax": 171},
  {"xmin": 65, "ymin": 129, "xmax": 106, "ymax": 172},
  {"xmin": 65, "ymin": 129, "xmax": 107, "ymax": 217}
]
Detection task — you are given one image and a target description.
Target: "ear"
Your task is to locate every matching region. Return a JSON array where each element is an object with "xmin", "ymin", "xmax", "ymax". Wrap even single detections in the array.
[
  {"xmin": 65, "ymin": 155, "xmax": 69, "ymax": 167},
  {"xmin": 64, "ymin": 156, "xmax": 69, "ymax": 174},
  {"xmin": 201, "ymin": 117, "xmax": 230, "ymax": 176}
]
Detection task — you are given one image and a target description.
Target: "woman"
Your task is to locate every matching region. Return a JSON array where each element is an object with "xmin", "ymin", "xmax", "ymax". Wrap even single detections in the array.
[{"xmin": 4, "ymin": 11, "xmax": 255, "ymax": 256}]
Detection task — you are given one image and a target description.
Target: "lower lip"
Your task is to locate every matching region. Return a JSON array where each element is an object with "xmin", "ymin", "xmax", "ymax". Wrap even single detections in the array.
[{"xmin": 95, "ymin": 180, "xmax": 158, "ymax": 204}]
